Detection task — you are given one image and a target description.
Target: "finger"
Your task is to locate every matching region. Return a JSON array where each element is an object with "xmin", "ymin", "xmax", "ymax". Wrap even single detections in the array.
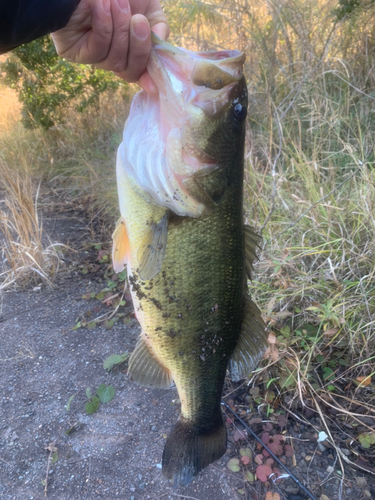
[
  {"xmin": 80, "ymin": 0, "xmax": 113, "ymax": 64},
  {"xmin": 138, "ymin": 71, "xmax": 158, "ymax": 95},
  {"xmin": 152, "ymin": 21, "xmax": 170, "ymax": 41},
  {"xmin": 97, "ymin": 0, "xmax": 132, "ymax": 74},
  {"xmin": 116, "ymin": 14, "xmax": 151, "ymax": 82}
]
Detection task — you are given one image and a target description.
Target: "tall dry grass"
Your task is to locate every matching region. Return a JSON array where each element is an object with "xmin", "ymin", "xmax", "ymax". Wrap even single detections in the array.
[{"xmin": 0, "ymin": 85, "xmax": 130, "ymax": 288}]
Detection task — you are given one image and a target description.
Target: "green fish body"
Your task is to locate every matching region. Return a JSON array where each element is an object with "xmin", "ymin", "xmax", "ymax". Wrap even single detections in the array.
[{"xmin": 112, "ymin": 36, "xmax": 267, "ymax": 486}]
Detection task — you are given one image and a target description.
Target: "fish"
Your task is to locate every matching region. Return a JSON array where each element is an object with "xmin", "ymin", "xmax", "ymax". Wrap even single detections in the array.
[{"xmin": 112, "ymin": 34, "xmax": 267, "ymax": 487}]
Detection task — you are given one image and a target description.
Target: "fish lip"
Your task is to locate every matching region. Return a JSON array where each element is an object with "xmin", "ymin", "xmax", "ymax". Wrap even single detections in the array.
[
  {"xmin": 148, "ymin": 36, "xmax": 246, "ymax": 100},
  {"xmin": 151, "ymin": 33, "xmax": 245, "ymax": 66}
]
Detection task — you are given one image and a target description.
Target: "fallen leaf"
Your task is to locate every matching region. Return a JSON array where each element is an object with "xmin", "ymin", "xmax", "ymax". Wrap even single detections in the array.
[
  {"xmin": 265, "ymin": 493, "xmax": 280, "ymax": 500},
  {"xmin": 239, "ymin": 447, "xmax": 252, "ymax": 459},
  {"xmin": 241, "ymin": 455, "xmax": 250, "ymax": 465},
  {"xmin": 268, "ymin": 333, "xmax": 277, "ymax": 344},
  {"xmin": 245, "ymin": 471, "xmax": 254, "ymax": 482},
  {"xmin": 254, "ymin": 454, "xmax": 263, "ymax": 465},
  {"xmin": 234, "ymin": 429, "xmax": 246, "ymax": 441},
  {"xmin": 358, "ymin": 432, "xmax": 375, "ymax": 449},
  {"xmin": 256, "ymin": 464, "xmax": 272, "ymax": 482},
  {"xmin": 356, "ymin": 477, "xmax": 368, "ymax": 489},
  {"xmin": 355, "ymin": 376, "xmax": 372, "ymax": 387},
  {"xmin": 227, "ymin": 458, "xmax": 240, "ymax": 472},
  {"xmin": 323, "ymin": 328, "xmax": 339, "ymax": 336}
]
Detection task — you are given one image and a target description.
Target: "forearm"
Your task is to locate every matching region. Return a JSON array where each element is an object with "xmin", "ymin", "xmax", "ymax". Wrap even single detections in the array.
[{"xmin": 0, "ymin": 0, "xmax": 80, "ymax": 54}]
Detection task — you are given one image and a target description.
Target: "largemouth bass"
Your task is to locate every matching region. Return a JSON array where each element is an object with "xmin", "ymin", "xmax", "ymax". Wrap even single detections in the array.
[{"xmin": 112, "ymin": 35, "xmax": 267, "ymax": 486}]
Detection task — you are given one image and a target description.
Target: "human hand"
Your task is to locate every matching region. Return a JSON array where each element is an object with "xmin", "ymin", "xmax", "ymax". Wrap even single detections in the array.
[{"xmin": 51, "ymin": 0, "xmax": 169, "ymax": 92}]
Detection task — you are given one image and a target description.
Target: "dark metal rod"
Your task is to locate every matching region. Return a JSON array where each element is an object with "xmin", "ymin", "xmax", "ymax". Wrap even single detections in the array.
[{"xmin": 222, "ymin": 401, "xmax": 319, "ymax": 500}]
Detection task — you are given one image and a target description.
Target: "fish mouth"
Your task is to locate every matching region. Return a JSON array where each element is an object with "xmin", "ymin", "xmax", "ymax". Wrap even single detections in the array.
[
  {"xmin": 118, "ymin": 37, "xmax": 247, "ymax": 218},
  {"xmin": 147, "ymin": 35, "xmax": 246, "ymax": 177},
  {"xmin": 148, "ymin": 34, "xmax": 246, "ymax": 112}
]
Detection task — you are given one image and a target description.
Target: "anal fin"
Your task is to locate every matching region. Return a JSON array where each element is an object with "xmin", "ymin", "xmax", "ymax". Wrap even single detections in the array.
[
  {"xmin": 229, "ymin": 295, "xmax": 267, "ymax": 381},
  {"xmin": 128, "ymin": 334, "xmax": 173, "ymax": 389},
  {"xmin": 137, "ymin": 213, "xmax": 168, "ymax": 280},
  {"xmin": 244, "ymin": 225, "xmax": 261, "ymax": 279}
]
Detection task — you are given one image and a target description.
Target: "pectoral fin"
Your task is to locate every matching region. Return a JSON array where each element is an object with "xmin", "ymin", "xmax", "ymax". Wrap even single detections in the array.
[
  {"xmin": 128, "ymin": 334, "xmax": 173, "ymax": 389},
  {"xmin": 244, "ymin": 225, "xmax": 261, "ymax": 280},
  {"xmin": 112, "ymin": 218, "xmax": 130, "ymax": 273},
  {"xmin": 229, "ymin": 296, "xmax": 267, "ymax": 381},
  {"xmin": 137, "ymin": 213, "xmax": 168, "ymax": 280}
]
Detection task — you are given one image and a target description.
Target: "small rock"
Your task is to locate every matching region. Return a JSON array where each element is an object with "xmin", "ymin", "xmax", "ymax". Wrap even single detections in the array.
[
  {"xmin": 305, "ymin": 455, "xmax": 312, "ymax": 461},
  {"xmin": 356, "ymin": 477, "xmax": 368, "ymax": 489}
]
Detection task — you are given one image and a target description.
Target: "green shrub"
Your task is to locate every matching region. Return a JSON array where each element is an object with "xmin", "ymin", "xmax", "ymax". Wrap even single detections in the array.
[{"xmin": 0, "ymin": 36, "xmax": 128, "ymax": 129}]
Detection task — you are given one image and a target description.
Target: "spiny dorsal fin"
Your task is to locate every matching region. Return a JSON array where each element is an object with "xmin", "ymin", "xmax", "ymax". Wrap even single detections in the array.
[
  {"xmin": 229, "ymin": 295, "xmax": 267, "ymax": 382},
  {"xmin": 244, "ymin": 225, "xmax": 261, "ymax": 280},
  {"xmin": 137, "ymin": 213, "xmax": 168, "ymax": 280},
  {"xmin": 112, "ymin": 217, "xmax": 130, "ymax": 273},
  {"xmin": 128, "ymin": 334, "xmax": 173, "ymax": 389}
]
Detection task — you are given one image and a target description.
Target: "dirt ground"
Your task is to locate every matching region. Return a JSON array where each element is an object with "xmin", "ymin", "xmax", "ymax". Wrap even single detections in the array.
[{"xmin": 1, "ymin": 212, "xmax": 374, "ymax": 500}]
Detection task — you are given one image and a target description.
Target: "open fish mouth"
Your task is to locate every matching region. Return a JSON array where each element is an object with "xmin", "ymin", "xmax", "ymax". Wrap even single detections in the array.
[{"xmin": 118, "ymin": 36, "xmax": 247, "ymax": 218}]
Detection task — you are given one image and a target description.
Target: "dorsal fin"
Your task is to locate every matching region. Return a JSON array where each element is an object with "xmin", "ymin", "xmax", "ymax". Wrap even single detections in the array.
[
  {"xmin": 229, "ymin": 295, "xmax": 267, "ymax": 381},
  {"xmin": 244, "ymin": 225, "xmax": 261, "ymax": 280}
]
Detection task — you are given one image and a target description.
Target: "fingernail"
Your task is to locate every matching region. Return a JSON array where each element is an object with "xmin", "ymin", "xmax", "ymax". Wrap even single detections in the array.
[
  {"xmin": 117, "ymin": 0, "xmax": 130, "ymax": 14},
  {"xmin": 102, "ymin": 0, "xmax": 110, "ymax": 15},
  {"xmin": 133, "ymin": 19, "xmax": 149, "ymax": 40}
]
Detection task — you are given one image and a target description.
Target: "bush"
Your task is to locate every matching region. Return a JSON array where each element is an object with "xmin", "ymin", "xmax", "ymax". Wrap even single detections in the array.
[{"xmin": 0, "ymin": 36, "xmax": 128, "ymax": 129}]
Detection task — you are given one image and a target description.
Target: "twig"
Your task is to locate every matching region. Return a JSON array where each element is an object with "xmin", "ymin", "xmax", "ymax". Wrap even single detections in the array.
[
  {"xmin": 222, "ymin": 401, "xmax": 319, "ymax": 500},
  {"xmin": 44, "ymin": 440, "xmax": 57, "ymax": 497},
  {"xmin": 148, "ymin": 493, "xmax": 168, "ymax": 500},
  {"xmin": 173, "ymin": 495, "xmax": 201, "ymax": 500}
]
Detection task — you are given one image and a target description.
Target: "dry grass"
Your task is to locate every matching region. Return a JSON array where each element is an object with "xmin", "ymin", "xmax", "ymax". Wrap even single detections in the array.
[
  {"xmin": 0, "ymin": 84, "xmax": 131, "ymax": 288},
  {"xmin": 0, "ymin": 163, "xmax": 63, "ymax": 289}
]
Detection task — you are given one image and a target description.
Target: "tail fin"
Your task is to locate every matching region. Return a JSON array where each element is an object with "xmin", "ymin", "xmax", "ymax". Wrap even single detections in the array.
[{"xmin": 162, "ymin": 416, "xmax": 227, "ymax": 487}]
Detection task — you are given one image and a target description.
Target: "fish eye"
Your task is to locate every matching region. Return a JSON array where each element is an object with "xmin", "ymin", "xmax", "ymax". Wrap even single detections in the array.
[{"xmin": 233, "ymin": 103, "xmax": 247, "ymax": 122}]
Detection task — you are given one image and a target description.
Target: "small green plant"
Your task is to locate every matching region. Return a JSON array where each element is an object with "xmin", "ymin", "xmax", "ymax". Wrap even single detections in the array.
[
  {"xmin": 85, "ymin": 384, "xmax": 116, "ymax": 415},
  {"xmin": 103, "ymin": 353, "xmax": 129, "ymax": 371}
]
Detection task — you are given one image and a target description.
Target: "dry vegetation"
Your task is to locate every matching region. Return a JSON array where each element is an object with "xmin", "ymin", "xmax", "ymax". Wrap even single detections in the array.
[{"xmin": 0, "ymin": 0, "xmax": 374, "ymax": 461}]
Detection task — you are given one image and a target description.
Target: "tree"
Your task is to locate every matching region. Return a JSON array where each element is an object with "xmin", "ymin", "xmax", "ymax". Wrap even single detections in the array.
[{"xmin": 0, "ymin": 36, "xmax": 128, "ymax": 129}]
